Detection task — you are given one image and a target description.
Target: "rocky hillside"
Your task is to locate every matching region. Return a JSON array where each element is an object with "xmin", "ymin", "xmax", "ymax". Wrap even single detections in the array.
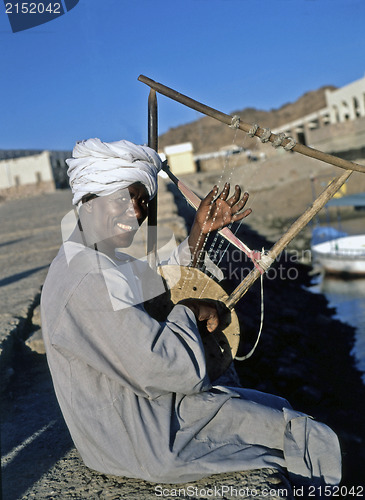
[{"xmin": 159, "ymin": 85, "xmax": 336, "ymax": 154}]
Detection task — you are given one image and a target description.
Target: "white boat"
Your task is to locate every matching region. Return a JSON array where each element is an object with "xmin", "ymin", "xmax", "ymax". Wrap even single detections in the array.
[
  {"xmin": 311, "ymin": 192, "xmax": 365, "ymax": 276},
  {"xmin": 312, "ymin": 234, "xmax": 365, "ymax": 276}
]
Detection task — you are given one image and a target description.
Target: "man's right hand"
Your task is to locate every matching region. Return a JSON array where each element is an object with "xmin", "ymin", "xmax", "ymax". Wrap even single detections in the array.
[{"xmin": 178, "ymin": 298, "xmax": 219, "ymax": 333}]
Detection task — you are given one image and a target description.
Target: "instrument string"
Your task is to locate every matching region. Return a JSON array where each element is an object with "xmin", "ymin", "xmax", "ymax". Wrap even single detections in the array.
[
  {"xmin": 180, "ymin": 128, "xmax": 241, "ymax": 296},
  {"xmin": 203, "ymin": 118, "xmax": 266, "ymax": 271},
  {"xmin": 235, "ymin": 273, "xmax": 265, "ymax": 361},
  {"xmin": 196, "ymin": 130, "xmax": 242, "ymax": 301},
  {"xmin": 197, "ymin": 130, "xmax": 268, "ymax": 299},
  {"xmin": 178, "ymin": 184, "xmax": 219, "ymax": 294},
  {"xmin": 229, "ymin": 137, "xmax": 268, "ymax": 359},
  {"xmin": 207, "ymin": 129, "xmax": 264, "ymax": 277},
  {"xmin": 176, "ymin": 122, "xmax": 269, "ymax": 359},
  {"xmin": 215, "ymin": 131, "xmax": 271, "ymax": 267},
  {"xmin": 205, "ymin": 129, "xmax": 240, "ymax": 267},
  {"xmin": 202, "ymin": 131, "xmax": 268, "ymax": 359}
]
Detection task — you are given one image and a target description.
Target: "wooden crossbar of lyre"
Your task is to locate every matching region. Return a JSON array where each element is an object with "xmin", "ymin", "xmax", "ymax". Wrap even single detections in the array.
[{"xmin": 139, "ymin": 75, "xmax": 364, "ymax": 310}]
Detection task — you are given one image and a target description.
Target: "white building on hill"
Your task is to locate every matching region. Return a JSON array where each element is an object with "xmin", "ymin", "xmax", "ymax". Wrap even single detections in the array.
[{"xmin": 273, "ymin": 75, "xmax": 365, "ymax": 157}]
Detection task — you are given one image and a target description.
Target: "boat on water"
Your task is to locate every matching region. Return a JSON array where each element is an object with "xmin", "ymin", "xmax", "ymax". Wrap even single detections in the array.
[
  {"xmin": 312, "ymin": 233, "xmax": 365, "ymax": 275},
  {"xmin": 311, "ymin": 192, "xmax": 365, "ymax": 277}
]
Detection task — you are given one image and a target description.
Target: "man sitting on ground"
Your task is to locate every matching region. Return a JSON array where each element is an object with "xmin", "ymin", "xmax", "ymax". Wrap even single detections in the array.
[{"xmin": 41, "ymin": 138, "xmax": 341, "ymax": 490}]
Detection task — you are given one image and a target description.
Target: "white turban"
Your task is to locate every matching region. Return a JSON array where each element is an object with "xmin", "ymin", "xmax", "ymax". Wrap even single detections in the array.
[{"xmin": 66, "ymin": 138, "xmax": 162, "ymax": 205}]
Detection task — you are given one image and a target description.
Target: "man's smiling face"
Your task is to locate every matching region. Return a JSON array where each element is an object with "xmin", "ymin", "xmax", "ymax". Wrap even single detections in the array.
[{"xmin": 80, "ymin": 182, "xmax": 149, "ymax": 251}]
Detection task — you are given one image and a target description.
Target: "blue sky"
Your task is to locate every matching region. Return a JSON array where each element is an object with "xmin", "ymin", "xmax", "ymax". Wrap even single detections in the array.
[{"xmin": 1, "ymin": 0, "xmax": 364, "ymax": 150}]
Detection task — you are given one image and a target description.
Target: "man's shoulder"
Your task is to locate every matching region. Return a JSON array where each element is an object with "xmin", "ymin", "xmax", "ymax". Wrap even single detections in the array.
[
  {"xmin": 44, "ymin": 243, "xmax": 114, "ymax": 295},
  {"xmin": 60, "ymin": 242, "xmax": 116, "ymax": 271},
  {"xmin": 42, "ymin": 243, "xmax": 116, "ymax": 314}
]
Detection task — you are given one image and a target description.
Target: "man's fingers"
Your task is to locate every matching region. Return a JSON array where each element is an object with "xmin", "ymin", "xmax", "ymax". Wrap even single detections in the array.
[
  {"xmin": 198, "ymin": 185, "xmax": 251, "ymax": 232},
  {"xmin": 218, "ymin": 183, "xmax": 230, "ymax": 201},
  {"xmin": 197, "ymin": 303, "xmax": 219, "ymax": 333},
  {"xmin": 232, "ymin": 208, "xmax": 252, "ymax": 222},
  {"xmin": 180, "ymin": 299, "xmax": 220, "ymax": 333},
  {"xmin": 231, "ymin": 191, "xmax": 249, "ymax": 214},
  {"xmin": 201, "ymin": 185, "xmax": 219, "ymax": 206},
  {"xmin": 226, "ymin": 185, "xmax": 241, "ymax": 207},
  {"xmin": 206, "ymin": 314, "xmax": 219, "ymax": 333}
]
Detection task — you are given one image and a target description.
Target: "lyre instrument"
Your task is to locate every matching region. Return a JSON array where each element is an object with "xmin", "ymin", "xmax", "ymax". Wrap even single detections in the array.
[{"xmin": 140, "ymin": 75, "xmax": 362, "ymax": 381}]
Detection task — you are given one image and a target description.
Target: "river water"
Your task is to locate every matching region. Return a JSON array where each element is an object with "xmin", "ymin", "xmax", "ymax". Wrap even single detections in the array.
[
  {"xmin": 309, "ymin": 216, "xmax": 365, "ymax": 384},
  {"xmin": 310, "ymin": 276, "xmax": 365, "ymax": 383}
]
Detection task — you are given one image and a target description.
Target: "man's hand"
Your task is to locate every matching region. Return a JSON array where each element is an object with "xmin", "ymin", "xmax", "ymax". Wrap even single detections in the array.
[
  {"xmin": 194, "ymin": 183, "xmax": 251, "ymax": 235},
  {"xmin": 179, "ymin": 298, "xmax": 219, "ymax": 333},
  {"xmin": 188, "ymin": 183, "xmax": 252, "ymax": 266}
]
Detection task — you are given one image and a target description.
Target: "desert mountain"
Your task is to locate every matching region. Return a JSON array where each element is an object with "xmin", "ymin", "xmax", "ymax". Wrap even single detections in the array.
[{"xmin": 158, "ymin": 86, "xmax": 336, "ymax": 154}]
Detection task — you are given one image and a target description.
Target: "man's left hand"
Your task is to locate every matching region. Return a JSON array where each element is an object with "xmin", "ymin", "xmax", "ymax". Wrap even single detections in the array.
[{"xmin": 194, "ymin": 183, "xmax": 251, "ymax": 235}]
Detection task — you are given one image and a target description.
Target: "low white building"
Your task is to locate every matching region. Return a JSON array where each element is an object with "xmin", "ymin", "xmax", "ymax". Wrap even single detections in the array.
[
  {"xmin": 0, "ymin": 150, "xmax": 55, "ymax": 190},
  {"xmin": 163, "ymin": 142, "xmax": 196, "ymax": 175}
]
